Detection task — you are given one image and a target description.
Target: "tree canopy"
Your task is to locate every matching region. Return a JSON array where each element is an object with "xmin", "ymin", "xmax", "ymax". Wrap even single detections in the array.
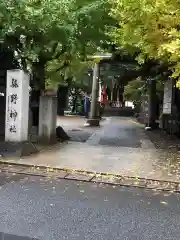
[
  {"xmin": 109, "ymin": 0, "xmax": 180, "ymax": 83},
  {"xmin": 124, "ymin": 76, "xmax": 164, "ymax": 104},
  {"xmin": 0, "ymin": 0, "xmax": 114, "ymax": 89},
  {"xmin": 124, "ymin": 77, "xmax": 145, "ymax": 103}
]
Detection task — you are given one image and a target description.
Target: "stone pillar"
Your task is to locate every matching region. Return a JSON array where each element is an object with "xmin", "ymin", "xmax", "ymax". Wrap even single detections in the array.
[
  {"xmin": 87, "ymin": 63, "xmax": 100, "ymax": 126},
  {"xmin": 39, "ymin": 94, "xmax": 57, "ymax": 144},
  {"xmin": 5, "ymin": 70, "xmax": 30, "ymax": 142},
  {"xmin": 5, "ymin": 70, "xmax": 37, "ymax": 157}
]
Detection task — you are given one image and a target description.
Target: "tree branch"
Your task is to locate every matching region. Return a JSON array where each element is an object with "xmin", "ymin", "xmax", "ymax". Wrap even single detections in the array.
[
  {"xmin": 44, "ymin": 44, "xmax": 67, "ymax": 62},
  {"xmin": 44, "ymin": 42, "xmax": 59, "ymax": 61},
  {"xmin": 51, "ymin": 45, "xmax": 67, "ymax": 60},
  {"xmin": 54, "ymin": 61, "xmax": 70, "ymax": 73}
]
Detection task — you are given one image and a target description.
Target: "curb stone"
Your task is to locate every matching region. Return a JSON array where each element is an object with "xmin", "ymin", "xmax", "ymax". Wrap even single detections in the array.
[{"xmin": 0, "ymin": 162, "xmax": 179, "ymax": 193}]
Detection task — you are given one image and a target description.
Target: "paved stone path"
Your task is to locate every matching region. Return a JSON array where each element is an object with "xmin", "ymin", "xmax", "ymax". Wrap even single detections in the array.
[
  {"xmin": 2, "ymin": 116, "xmax": 180, "ymax": 183},
  {"xmin": 0, "ymin": 117, "xmax": 179, "ymax": 239}
]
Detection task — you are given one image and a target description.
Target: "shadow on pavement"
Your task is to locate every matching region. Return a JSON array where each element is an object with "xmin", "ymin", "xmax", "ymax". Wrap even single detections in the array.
[{"xmin": 67, "ymin": 129, "xmax": 93, "ymax": 142}]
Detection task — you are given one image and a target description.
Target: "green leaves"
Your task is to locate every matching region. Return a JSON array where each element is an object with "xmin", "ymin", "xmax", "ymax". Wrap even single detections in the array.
[
  {"xmin": 0, "ymin": 0, "xmax": 113, "ymax": 88},
  {"xmin": 1, "ymin": 0, "xmax": 75, "ymax": 58},
  {"xmin": 109, "ymin": 0, "xmax": 180, "ymax": 83},
  {"xmin": 124, "ymin": 77, "xmax": 145, "ymax": 102}
]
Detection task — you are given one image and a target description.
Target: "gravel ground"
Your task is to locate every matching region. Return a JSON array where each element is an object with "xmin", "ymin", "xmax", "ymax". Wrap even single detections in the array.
[{"xmin": 146, "ymin": 129, "xmax": 180, "ymax": 151}]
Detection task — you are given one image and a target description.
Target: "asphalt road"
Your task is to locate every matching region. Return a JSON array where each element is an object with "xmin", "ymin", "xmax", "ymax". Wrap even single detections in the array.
[{"xmin": 0, "ymin": 172, "xmax": 179, "ymax": 239}]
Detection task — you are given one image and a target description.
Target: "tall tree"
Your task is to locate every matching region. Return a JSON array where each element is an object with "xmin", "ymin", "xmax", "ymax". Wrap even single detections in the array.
[
  {"xmin": 0, "ymin": 0, "xmax": 113, "ymax": 89},
  {"xmin": 109, "ymin": 0, "xmax": 180, "ymax": 82}
]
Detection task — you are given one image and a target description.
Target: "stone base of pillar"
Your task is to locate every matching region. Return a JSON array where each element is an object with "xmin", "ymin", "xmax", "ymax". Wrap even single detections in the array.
[
  {"xmin": 39, "ymin": 95, "xmax": 57, "ymax": 145},
  {"xmin": 87, "ymin": 118, "xmax": 100, "ymax": 127},
  {"xmin": 0, "ymin": 141, "xmax": 38, "ymax": 158},
  {"xmin": 38, "ymin": 134, "xmax": 57, "ymax": 145}
]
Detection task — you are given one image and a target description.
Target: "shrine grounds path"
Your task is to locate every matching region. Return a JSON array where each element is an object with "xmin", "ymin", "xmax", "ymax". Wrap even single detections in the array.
[{"xmin": 2, "ymin": 116, "xmax": 180, "ymax": 185}]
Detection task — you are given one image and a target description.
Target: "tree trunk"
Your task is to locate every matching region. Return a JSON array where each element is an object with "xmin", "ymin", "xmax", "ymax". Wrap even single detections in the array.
[
  {"xmin": 57, "ymin": 78, "xmax": 72, "ymax": 116},
  {"xmin": 30, "ymin": 61, "xmax": 46, "ymax": 127},
  {"xmin": 31, "ymin": 61, "xmax": 46, "ymax": 90},
  {"xmin": 148, "ymin": 78, "xmax": 157, "ymax": 129},
  {"xmin": 57, "ymin": 85, "xmax": 69, "ymax": 116}
]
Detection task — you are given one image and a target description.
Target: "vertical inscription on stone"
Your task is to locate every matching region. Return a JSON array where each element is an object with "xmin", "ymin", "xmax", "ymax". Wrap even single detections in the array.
[
  {"xmin": 5, "ymin": 70, "xmax": 30, "ymax": 142},
  {"xmin": 7, "ymin": 77, "xmax": 19, "ymax": 134},
  {"xmin": 163, "ymin": 79, "xmax": 173, "ymax": 114},
  {"xmin": 10, "ymin": 78, "xmax": 19, "ymax": 88}
]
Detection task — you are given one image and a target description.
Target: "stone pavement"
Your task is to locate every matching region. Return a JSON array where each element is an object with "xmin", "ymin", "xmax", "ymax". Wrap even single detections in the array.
[
  {"xmin": 2, "ymin": 116, "xmax": 180, "ymax": 183},
  {"xmin": 57, "ymin": 115, "xmax": 87, "ymax": 130},
  {"xmin": 56, "ymin": 115, "xmax": 104, "ymax": 142}
]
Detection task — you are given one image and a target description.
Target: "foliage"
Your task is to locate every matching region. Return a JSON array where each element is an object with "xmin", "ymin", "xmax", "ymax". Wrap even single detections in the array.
[
  {"xmin": 46, "ymin": 56, "xmax": 93, "ymax": 89},
  {"xmin": 124, "ymin": 77, "xmax": 145, "ymax": 103},
  {"xmin": 1, "ymin": 0, "xmax": 74, "ymax": 61},
  {"xmin": 124, "ymin": 76, "xmax": 164, "ymax": 103},
  {"xmin": 0, "ymin": 0, "xmax": 114, "ymax": 88},
  {"xmin": 109, "ymin": 0, "xmax": 180, "ymax": 83}
]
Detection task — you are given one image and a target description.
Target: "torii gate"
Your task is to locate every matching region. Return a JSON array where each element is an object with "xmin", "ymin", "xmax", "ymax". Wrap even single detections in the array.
[{"xmin": 87, "ymin": 54, "xmax": 112, "ymax": 127}]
